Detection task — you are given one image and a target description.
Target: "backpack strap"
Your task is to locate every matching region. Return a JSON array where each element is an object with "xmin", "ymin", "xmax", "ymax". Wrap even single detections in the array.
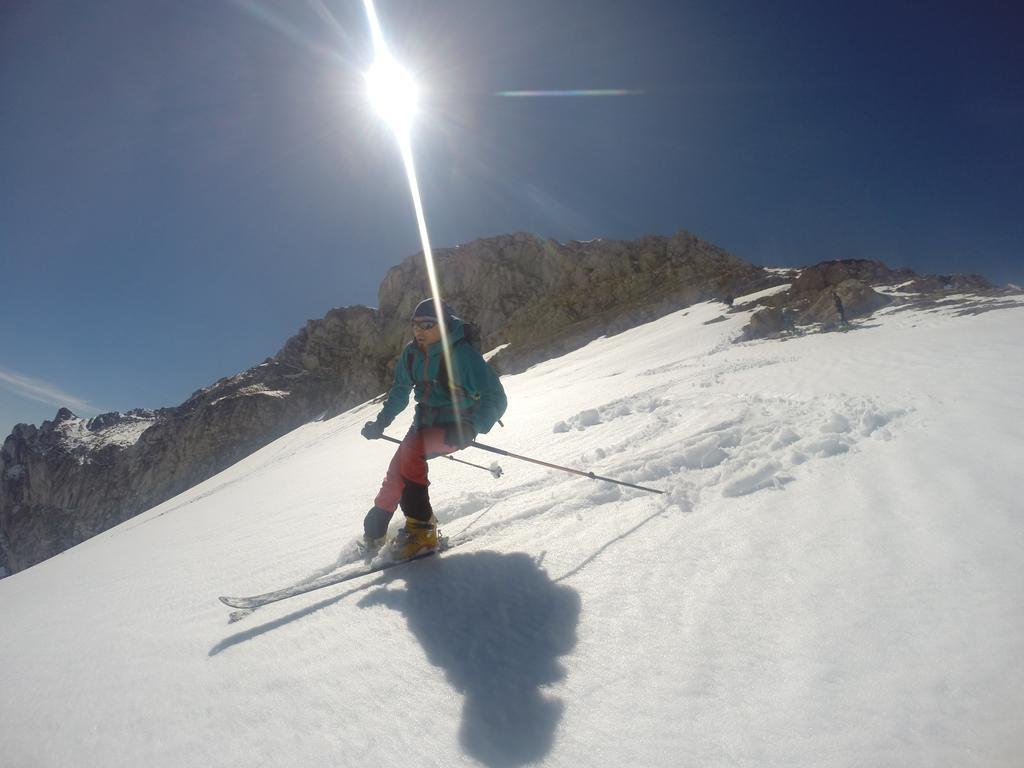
[
  {"xmin": 406, "ymin": 339, "xmax": 473, "ymax": 402},
  {"xmin": 436, "ymin": 338, "xmax": 467, "ymax": 393}
]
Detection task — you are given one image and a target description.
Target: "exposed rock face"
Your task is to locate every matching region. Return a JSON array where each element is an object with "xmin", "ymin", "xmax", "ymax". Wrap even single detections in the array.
[
  {"xmin": 737, "ymin": 258, "xmax": 1012, "ymax": 341},
  {"xmin": 378, "ymin": 231, "xmax": 769, "ymax": 373},
  {"xmin": 739, "ymin": 260, "xmax": 896, "ymax": 334},
  {"xmin": 906, "ymin": 273, "xmax": 994, "ymax": 293},
  {"xmin": 274, "ymin": 305, "xmax": 390, "ymax": 414},
  {"xmin": 789, "ymin": 259, "xmax": 915, "ymax": 299},
  {"xmin": 0, "ymin": 230, "xmax": 770, "ymax": 576},
  {"xmin": 803, "ymin": 279, "xmax": 893, "ymax": 327},
  {"xmin": 742, "ymin": 307, "xmax": 787, "ymax": 340}
]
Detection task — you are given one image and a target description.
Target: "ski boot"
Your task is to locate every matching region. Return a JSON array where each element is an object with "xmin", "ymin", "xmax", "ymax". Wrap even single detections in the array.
[{"xmin": 387, "ymin": 516, "xmax": 439, "ymax": 561}]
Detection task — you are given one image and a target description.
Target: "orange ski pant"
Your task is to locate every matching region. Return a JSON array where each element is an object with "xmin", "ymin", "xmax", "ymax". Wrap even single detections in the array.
[{"xmin": 373, "ymin": 427, "xmax": 457, "ymax": 514}]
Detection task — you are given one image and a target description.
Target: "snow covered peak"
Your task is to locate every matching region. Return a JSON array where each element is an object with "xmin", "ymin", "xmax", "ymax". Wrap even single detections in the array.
[{"xmin": 30, "ymin": 408, "xmax": 159, "ymax": 456}]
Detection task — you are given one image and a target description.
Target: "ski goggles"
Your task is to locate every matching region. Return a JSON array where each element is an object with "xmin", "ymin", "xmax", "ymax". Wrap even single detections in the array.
[{"xmin": 411, "ymin": 319, "xmax": 437, "ymax": 330}]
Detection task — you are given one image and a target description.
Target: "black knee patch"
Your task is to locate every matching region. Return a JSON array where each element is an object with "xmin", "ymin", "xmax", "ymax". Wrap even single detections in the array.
[{"xmin": 400, "ymin": 479, "xmax": 433, "ymax": 521}]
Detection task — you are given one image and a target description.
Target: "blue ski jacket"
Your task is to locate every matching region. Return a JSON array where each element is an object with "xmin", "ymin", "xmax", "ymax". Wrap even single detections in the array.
[{"xmin": 377, "ymin": 318, "xmax": 507, "ymax": 434}]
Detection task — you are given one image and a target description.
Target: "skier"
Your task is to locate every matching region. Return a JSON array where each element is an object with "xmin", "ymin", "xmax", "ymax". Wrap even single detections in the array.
[
  {"xmin": 832, "ymin": 290, "xmax": 848, "ymax": 326},
  {"xmin": 359, "ymin": 299, "xmax": 507, "ymax": 560},
  {"xmin": 782, "ymin": 307, "xmax": 796, "ymax": 333}
]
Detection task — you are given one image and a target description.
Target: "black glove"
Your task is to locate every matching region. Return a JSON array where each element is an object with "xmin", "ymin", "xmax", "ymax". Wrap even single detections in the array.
[
  {"xmin": 361, "ymin": 419, "xmax": 385, "ymax": 440},
  {"xmin": 443, "ymin": 422, "xmax": 476, "ymax": 450}
]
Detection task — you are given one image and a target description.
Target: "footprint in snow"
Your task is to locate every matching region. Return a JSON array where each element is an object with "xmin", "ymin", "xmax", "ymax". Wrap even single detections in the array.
[
  {"xmin": 624, "ymin": 395, "xmax": 909, "ymax": 500},
  {"xmin": 552, "ymin": 395, "xmax": 672, "ymax": 433}
]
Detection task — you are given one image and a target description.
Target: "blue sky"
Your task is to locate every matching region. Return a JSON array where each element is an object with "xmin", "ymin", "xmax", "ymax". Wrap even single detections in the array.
[{"xmin": 1, "ymin": 0, "xmax": 1022, "ymax": 437}]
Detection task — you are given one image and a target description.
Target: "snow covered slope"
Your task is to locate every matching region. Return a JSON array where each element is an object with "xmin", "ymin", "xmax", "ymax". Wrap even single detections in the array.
[{"xmin": 1, "ymin": 297, "xmax": 1022, "ymax": 767}]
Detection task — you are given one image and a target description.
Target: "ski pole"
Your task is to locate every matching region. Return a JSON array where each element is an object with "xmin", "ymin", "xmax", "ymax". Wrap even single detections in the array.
[
  {"xmin": 468, "ymin": 440, "xmax": 664, "ymax": 494},
  {"xmin": 380, "ymin": 434, "xmax": 503, "ymax": 479}
]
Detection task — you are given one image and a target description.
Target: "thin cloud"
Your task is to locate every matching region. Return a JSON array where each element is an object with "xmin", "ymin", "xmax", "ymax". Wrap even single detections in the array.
[{"xmin": 0, "ymin": 366, "xmax": 102, "ymax": 417}]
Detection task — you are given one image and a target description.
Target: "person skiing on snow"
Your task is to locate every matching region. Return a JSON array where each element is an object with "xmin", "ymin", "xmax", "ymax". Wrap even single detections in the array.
[{"xmin": 359, "ymin": 298, "xmax": 507, "ymax": 560}]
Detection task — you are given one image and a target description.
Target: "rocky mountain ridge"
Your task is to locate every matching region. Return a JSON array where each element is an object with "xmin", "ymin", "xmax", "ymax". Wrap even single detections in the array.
[
  {"xmin": 736, "ymin": 259, "xmax": 1017, "ymax": 340},
  {"xmin": 1, "ymin": 231, "xmax": 1017, "ymax": 576}
]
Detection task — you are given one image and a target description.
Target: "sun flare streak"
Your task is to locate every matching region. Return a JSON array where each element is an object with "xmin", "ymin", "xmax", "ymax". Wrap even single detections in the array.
[
  {"xmin": 361, "ymin": 0, "xmax": 467, "ymax": 441},
  {"xmin": 498, "ymin": 89, "xmax": 643, "ymax": 97}
]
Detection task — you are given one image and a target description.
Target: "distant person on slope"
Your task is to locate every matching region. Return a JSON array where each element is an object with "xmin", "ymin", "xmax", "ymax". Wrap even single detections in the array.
[
  {"xmin": 832, "ymin": 290, "xmax": 849, "ymax": 326},
  {"xmin": 359, "ymin": 299, "xmax": 507, "ymax": 560}
]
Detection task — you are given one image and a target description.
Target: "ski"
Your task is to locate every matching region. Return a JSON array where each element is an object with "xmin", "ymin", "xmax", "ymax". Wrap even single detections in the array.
[{"xmin": 218, "ymin": 540, "xmax": 450, "ymax": 613}]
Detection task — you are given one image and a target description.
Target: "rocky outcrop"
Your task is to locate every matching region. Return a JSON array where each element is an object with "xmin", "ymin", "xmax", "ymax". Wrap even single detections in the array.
[
  {"xmin": 377, "ymin": 231, "xmax": 769, "ymax": 373},
  {"xmin": 789, "ymin": 259, "xmax": 915, "ymax": 299},
  {"xmin": 803, "ymin": 279, "xmax": 892, "ymax": 327},
  {"xmin": 0, "ymin": 230, "xmax": 770, "ymax": 576},
  {"xmin": 274, "ymin": 305, "xmax": 391, "ymax": 415},
  {"xmin": 906, "ymin": 273, "xmax": 994, "ymax": 293},
  {"xmin": 742, "ymin": 307, "xmax": 788, "ymax": 340},
  {"xmin": 737, "ymin": 258, "xmax": 1012, "ymax": 341},
  {"xmin": 740, "ymin": 274, "xmax": 897, "ymax": 340}
]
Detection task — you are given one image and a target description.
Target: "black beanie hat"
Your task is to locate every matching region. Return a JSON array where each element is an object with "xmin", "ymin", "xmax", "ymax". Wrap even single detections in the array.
[{"xmin": 411, "ymin": 298, "xmax": 454, "ymax": 321}]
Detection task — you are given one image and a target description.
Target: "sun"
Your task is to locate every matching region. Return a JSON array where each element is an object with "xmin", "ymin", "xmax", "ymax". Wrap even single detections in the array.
[{"xmin": 365, "ymin": 52, "xmax": 418, "ymax": 136}]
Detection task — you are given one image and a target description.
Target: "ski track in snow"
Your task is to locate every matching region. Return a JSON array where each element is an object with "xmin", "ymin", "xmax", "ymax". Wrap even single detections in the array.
[{"xmin": 447, "ymin": 368, "xmax": 909, "ymax": 551}]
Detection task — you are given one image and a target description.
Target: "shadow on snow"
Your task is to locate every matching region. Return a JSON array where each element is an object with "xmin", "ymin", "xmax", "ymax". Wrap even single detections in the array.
[
  {"xmin": 359, "ymin": 551, "xmax": 581, "ymax": 768},
  {"xmin": 210, "ymin": 550, "xmax": 580, "ymax": 767}
]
